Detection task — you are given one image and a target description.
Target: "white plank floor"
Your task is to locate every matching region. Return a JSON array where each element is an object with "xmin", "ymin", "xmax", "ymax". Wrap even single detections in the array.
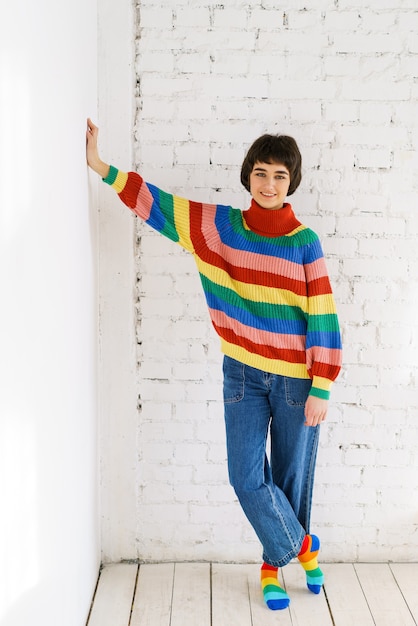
[{"xmin": 86, "ymin": 562, "xmax": 418, "ymax": 626}]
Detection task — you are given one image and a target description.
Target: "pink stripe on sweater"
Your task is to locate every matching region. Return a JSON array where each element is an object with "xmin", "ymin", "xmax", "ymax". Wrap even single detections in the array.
[
  {"xmin": 210, "ymin": 309, "xmax": 306, "ymax": 351},
  {"xmin": 200, "ymin": 205, "xmax": 306, "ymax": 281}
]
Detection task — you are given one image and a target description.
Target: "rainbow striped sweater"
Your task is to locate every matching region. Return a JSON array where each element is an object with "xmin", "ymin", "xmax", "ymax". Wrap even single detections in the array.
[{"xmin": 104, "ymin": 166, "xmax": 342, "ymax": 399}]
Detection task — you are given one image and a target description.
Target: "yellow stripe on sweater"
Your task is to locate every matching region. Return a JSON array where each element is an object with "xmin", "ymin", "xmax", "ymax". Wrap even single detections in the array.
[
  {"xmin": 308, "ymin": 293, "xmax": 339, "ymax": 315},
  {"xmin": 111, "ymin": 171, "xmax": 129, "ymax": 194},
  {"xmin": 312, "ymin": 375, "xmax": 333, "ymax": 392},
  {"xmin": 221, "ymin": 341, "xmax": 311, "ymax": 379},
  {"xmin": 172, "ymin": 195, "xmax": 193, "ymax": 252}
]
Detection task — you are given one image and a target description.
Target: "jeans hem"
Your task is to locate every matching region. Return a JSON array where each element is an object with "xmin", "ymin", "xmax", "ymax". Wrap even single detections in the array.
[{"xmin": 262, "ymin": 530, "xmax": 306, "ymax": 568}]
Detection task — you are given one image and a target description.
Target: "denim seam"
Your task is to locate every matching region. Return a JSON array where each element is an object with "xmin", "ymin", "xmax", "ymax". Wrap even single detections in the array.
[
  {"xmin": 302, "ymin": 425, "xmax": 320, "ymax": 533},
  {"xmin": 223, "ymin": 360, "xmax": 245, "ymax": 404},
  {"xmin": 262, "ymin": 483, "xmax": 305, "ymax": 567}
]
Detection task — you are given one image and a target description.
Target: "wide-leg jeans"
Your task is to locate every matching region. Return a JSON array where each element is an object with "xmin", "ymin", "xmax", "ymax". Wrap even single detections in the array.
[{"xmin": 223, "ymin": 356, "xmax": 320, "ymax": 567}]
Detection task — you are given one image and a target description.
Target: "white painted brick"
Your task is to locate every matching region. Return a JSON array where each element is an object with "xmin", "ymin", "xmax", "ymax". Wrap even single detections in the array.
[
  {"xmin": 207, "ymin": 485, "xmax": 235, "ymax": 504},
  {"xmin": 173, "ymin": 483, "xmax": 209, "ymax": 503},
  {"xmin": 323, "ymin": 55, "xmax": 360, "ymax": 77},
  {"xmin": 341, "ymin": 80, "xmax": 410, "ymax": 102},
  {"xmin": 324, "ymin": 102, "xmax": 358, "ymax": 123},
  {"xmin": 379, "ymin": 325, "xmax": 413, "ymax": 347},
  {"xmin": 173, "ymin": 362, "xmax": 207, "ymax": 381},
  {"xmin": 337, "ymin": 215, "xmax": 405, "ymax": 237},
  {"xmin": 139, "ymin": 360, "xmax": 172, "ymax": 380},
  {"xmin": 137, "ymin": 52, "xmax": 175, "ymax": 74},
  {"xmin": 138, "ymin": 7, "xmax": 173, "ymax": 29},
  {"xmin": 176, "ymin": 7, "xmax": 210, "ymax": 28},
  {"xmin": 185, "ymin": 381, "xmax": 220, "ymax": 403},
  {"xmin": 248, "ymin": 8, "xmax": 283, "ymax": 30},
  {"xmin": 364, "ymin": 301, "xmax": 417, "ymax": 326},
  {"xmin": 176, "ymin": 53, "xmax": 211, "ymax": 76},
  {"xmin": 290, "ymin": 101, "xmax": 322, "ymax": 122},
  {"xmin": 175, "ymin": 142, "xmax": 211, "ymax": 166},
  {"xmin": 210, "ymin": 146, "xmax": 245, "ymax": 166},
  {"xmin": 339, "ymin": 405, "xmax": 374, "ymax": 426},
  {"xmin": 136, "ymin": 143, "xmax": 174, "ymax": 167},
  {"xmin": 332, "ymin": 33, "xmax": 403, "ymax": 54},
  {"xmin": 347, "ymin": 365, "xmax": 379, "ymax": 386},
  {"xmin": 407, "ymin": 32, "xmax": 418, "ymax": 54},
  {"xmin": 257, "ymin": 31, "xmax": 328, "ymax": 53},
  {"xmin": 358, "ymin": 238, "xmax": 396, "ymax": 259},
  {"xmin": 355, "ymin": 149, "xmax": 392, "ymax": 169},
  {"xmin": 324, "ymin": 10, "xmax": 361, "ymax": 30},
  {"xmin": 315, "ymin": 465, "xmax": 363, "ymax": 486},
  {"xmin": 140, "ymin": 379, "xmax": 186, "ymax": 402},
  {"xmin": 362, "ymin": 466, "xmax": 413, "ymax": 490},
  {"xmin": 359, "ymin": 102, "xmax": 392, "ymax": 125},
  {"xmin": 206, "ymin": 443, "xmax": 228, "ymax": 464},
  {"xmin": 344, "ymin": 447, "xmax": 377, "ymax": 467},
  {"xmin": 140, "ymin": 76, "xmax": 194, "ymax": 98},
  {"xmin": 315, "ymin": 503, "xmax": 365, "ymax": 526},
  {"xmin": 270, "ymin": 80, "xmax": 337, "ymax": 101},
  {"xmin": 287, "ymin": 54, "xmax": 323, "ymax": 81},
  {"xmin": 213, "ymin": 7, "xmax": 248, "ymax": 30},
  {"xmin": 212, "ymin": 52, "xmax": 249, "ymax": 76},
  {"xmin": 398, "ymin": 11, "xmax": 418, "ymax": 30},
  {"xmin": 140, "ymin": 274, "xmax": 175, "ymax": 296},
  {"xmin": 360, "ymin": 10, "xmax": 398, "ymax": 31},
  {"xmin": 138, "ymin": 32, "xmax": 184, "ymax": 52},
  {"xmin": 137, "ymin": 120, "xmax": 191, "ymax": 143},
  {"xmin": 340, "ymin": 124, "xmax": 408, "ymax": 146}
]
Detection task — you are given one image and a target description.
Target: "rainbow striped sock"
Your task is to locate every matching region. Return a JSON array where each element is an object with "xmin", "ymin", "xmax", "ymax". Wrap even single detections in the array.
[
  {"xmin": 260, "ymin": 563, "xmax": 290, "ymax": 610},
  {"xmin": 297, "ymin": 534, "xmax": 324, "ymax": 594}
]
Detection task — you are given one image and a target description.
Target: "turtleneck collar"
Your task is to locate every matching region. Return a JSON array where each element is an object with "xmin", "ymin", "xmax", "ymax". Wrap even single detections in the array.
[{"xmin": 243, "ymin": 199, "xmax": 302, "ymax": 237}]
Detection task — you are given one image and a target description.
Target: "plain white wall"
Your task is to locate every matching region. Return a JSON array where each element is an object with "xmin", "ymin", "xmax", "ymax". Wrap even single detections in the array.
[{"xmin": 0, "ymin": 1, "xmax": 100, "ymax": 624}]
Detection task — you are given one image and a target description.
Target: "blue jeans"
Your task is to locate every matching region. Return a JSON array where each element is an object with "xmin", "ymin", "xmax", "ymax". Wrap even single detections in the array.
[{"xmin": 223, "ymin": 356, "xmax": 320, "ymax": 567}]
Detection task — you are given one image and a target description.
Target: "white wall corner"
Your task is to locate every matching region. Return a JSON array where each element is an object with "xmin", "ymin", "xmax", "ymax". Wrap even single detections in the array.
[{"xmin": 97, "ymin": 0, "xmax": 139, "ymax": 561}]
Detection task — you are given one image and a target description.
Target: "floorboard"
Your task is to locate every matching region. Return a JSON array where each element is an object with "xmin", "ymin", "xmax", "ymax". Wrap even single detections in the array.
[
  {"xmin": 355, "ymin": 563, "xmax": 416, "ymax": 626},
  {"xmin": 390, "ymin": 563, "xmax": 418, "ymax": 622},
  {"xmin": 211, "ymin": 563, "xmax": 252, "ymax": 626},
  {"xmin": 322, "ymin": 563, "xmax": 374, "ymax": 626},
  {"xmin": 170, "ymin": 563, "xmax": 211, "ymax": 626},
  {"xmin": 130, "ymin": 563, "xmax": 174, "ymax": 626},
  {"xmin": 87, "ymin": 563, "xmax": 138, "ymax": 626}
]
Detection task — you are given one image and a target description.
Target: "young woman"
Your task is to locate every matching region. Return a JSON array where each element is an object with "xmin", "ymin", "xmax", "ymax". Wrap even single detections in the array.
[{"xmin": 86, "ymin": 119, "xmax": 342, "ymax": 610}]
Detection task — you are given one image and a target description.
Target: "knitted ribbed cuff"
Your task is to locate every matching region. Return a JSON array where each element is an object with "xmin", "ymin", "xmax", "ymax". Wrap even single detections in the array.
[
  {"xmin": 102, "ymin": 165, "xmax": 118, "ymax": 186},
  {"xmin": 309, "ymin": 387, "xmax": 330, "ymax": 401}
]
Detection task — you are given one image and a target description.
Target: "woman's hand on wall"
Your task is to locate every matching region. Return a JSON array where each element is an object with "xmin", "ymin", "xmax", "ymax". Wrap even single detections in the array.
[{"xmin": 86, "ymin": 118, "xmax": 110, "ymax": 178}]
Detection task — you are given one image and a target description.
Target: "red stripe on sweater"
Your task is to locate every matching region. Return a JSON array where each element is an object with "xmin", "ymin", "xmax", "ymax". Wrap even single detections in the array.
[
  {"xmin": 119, "ymin": 172, "xmax": 144, "ymax": 209},
  {"xmin": 307, "ymin": 276, "xmax": 333, "ymax": 296},
  {"xmin": 308, "ymin": 361, "xmax": 341, "ymax": 381}
]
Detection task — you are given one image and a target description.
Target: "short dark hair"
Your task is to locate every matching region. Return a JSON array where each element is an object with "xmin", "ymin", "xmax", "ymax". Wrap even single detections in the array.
[{"xmin": 240, "ymin": 134, "xmax": 302, "ymax": 196}]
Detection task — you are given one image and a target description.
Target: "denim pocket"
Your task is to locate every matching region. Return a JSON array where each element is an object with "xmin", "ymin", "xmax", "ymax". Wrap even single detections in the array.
[
  {"xmin": 222, "ymin": 356, "xmax": 245, "ymax": 403},
  {"xmin": 284, "ymin": 376, "xmax": 311, "ymax": 407}
]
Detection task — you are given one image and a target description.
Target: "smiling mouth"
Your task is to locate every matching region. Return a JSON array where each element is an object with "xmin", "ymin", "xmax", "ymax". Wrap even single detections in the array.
[{"xmin": 261, "ymin": 192, "xmax": 276, "ymax": 197}]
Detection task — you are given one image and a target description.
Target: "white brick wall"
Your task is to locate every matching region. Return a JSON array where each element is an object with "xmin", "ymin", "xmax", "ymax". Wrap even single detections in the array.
[{"xmin": 129, "ymin": 0, "xmax": 418, "ymax": 563}]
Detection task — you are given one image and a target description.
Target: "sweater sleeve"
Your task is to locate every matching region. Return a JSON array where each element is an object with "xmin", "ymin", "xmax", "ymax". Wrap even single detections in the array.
[
  {"xmin": 103, "ymin": 165, "xmax": 197, "ymax": 253},
  {"xmin": 303, "ymin": 236, "xmax": 342, "ymax": 400}
]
